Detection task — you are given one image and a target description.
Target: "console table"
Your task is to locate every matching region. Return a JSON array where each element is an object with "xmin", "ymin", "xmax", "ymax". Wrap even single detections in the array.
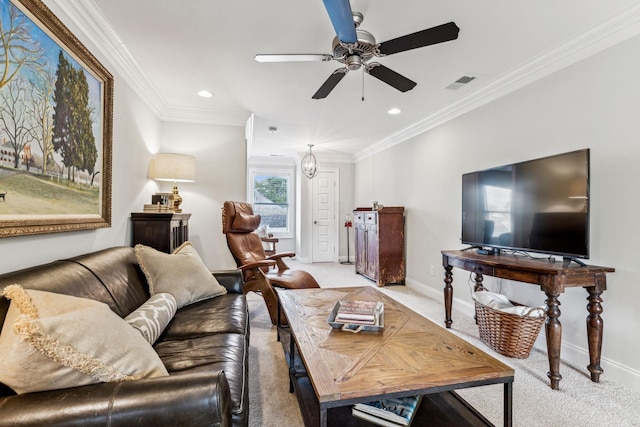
[{"xmin": 441, "ymin": 249, "xmax": 615, "ymax": 390}]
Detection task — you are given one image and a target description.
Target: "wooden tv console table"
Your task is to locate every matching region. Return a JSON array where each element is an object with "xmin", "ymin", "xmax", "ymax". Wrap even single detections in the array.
[{"xmin": 441, "ymin": 249, "xmax": 615, "ymax": 390}]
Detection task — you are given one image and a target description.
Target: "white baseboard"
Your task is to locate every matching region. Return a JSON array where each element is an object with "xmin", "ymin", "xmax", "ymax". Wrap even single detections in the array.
[{"xmin": 405, "ymin": 277, "xmax": 640, "ymax": 392}]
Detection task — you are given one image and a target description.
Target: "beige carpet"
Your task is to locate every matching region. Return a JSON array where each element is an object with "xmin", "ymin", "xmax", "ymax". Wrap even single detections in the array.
[{"xmin": 248, "ymin": 261, "xmax": 640, "ymax": 426}]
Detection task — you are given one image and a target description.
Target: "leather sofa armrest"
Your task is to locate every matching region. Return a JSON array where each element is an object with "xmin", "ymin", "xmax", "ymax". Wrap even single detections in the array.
[
  {"xmin": 212, "ymin": 269, "xmax": 244, "ymax": 294},
  {"xmin": 0, "ymin": 371, "xmax": 232, "ymax": 427}
]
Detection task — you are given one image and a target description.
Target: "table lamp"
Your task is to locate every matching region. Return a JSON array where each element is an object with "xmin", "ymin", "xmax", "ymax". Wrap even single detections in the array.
[{"xmin": 151, "ymin": 153, "xmax": 196, "ymax": 213}]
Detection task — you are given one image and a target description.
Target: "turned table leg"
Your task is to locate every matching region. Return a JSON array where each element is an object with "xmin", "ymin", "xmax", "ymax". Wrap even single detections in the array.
[
  {"xmin": 586, "ymin": 284, "xmax": 605, "ymax": 382},
  {"xmin": 472, "ymin": 272, "xmax": 485, "ymax": 324},
  {"xmin": 545, "ymin": 291, "xmax": 562, "ymax": 390},
  {"xmin": 473, "ymin": 271, "xmax": 485, "ymax": 291},
  {"xmin": 444, "ymin": 265, "xmax": 453, "ymax": 328}
]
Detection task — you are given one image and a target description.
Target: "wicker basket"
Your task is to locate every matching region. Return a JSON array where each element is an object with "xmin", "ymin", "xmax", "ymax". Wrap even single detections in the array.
[{"xmin": 475, "ymin": 300, "xmax": 545, "ymax": 359}]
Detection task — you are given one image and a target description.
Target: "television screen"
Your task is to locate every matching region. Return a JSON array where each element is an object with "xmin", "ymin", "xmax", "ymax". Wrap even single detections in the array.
[{"xmin": 461, "ymin": 149, "xmax": 590, "ymax": 259}]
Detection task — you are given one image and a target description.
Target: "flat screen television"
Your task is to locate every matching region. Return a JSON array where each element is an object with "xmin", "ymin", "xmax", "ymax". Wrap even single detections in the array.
[{"xmin": 461, "ymin": 149, "xmax": 590, "ymax": 261}]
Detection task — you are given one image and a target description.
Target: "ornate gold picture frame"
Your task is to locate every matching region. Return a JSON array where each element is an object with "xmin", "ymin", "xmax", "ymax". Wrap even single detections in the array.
[{"xmin": 0, "ymin": 0, "xmax": 113, "ymax": 237}]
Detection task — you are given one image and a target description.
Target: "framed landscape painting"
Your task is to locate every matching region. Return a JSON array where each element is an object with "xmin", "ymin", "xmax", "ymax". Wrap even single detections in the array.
[{"xmin": 0, "ymin": 0, "xmax": 113, "ymax": 237}]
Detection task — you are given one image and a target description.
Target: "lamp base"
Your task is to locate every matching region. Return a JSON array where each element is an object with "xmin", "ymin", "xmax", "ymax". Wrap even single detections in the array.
[{"xmin": 170, "ymin": 184, "xmax": 183, "ymax": 213}]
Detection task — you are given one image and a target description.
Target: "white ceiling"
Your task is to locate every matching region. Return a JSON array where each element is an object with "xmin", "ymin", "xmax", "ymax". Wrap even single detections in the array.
[{"xmin": 57, "ymin": 0, "xmax": 640, "ymax": 162}]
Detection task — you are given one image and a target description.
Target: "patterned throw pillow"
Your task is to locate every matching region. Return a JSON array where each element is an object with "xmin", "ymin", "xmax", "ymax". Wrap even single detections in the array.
[
  {"xmin": 135, "ymin": 241, "xmax": 227, "ymax": 309},
  {"xmin": 125, "ymin": 293, "xmax": 177, "ymax": 344},
  {"xmin": 0, "ymin": 285, "xmax": 168, "ymax": 394}
]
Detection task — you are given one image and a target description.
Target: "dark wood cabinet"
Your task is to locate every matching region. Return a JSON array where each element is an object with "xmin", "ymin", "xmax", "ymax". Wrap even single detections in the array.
[
  {"xmin": 353, "ymin": 207, "xmax": 405, "ymax": 286},
  {"xmin": 131, "ymin": 212, "xmax": 191, "ymax": 253}
]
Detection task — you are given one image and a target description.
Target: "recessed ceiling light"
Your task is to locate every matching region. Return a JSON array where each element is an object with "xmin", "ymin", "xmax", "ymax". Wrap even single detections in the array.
[
  {"xmin": 197, "ymin": 90, "xmax": 214, "ymax": 98},
  {"xmin": 388, "ymin": 108, "xmax": 401, "ymax": 115}
]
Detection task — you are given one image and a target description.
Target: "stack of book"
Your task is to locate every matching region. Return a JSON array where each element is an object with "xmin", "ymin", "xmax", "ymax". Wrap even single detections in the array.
[
  {"xmin": 335, "ymin": 300, "xmax": 382, "ymax": 325},
  {"xmin": 352, "ymin": 395, "xmax": 422, "ymax": 426},
  {"xmin": 142, "ymin": 204, "xmax": 172, "ymax": 213}
]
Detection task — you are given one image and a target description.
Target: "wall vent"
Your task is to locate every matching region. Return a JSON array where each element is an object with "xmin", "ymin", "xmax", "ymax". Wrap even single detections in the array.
[{"xmin": 446, "ymin": 75, "xmax": 477, "ymax": 90}]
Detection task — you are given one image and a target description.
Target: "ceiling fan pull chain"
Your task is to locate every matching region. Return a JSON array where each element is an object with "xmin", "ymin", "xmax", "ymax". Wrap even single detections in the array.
[{"xmin": 361, "ymin": 69, "xmax": 365, "ymax": 101}]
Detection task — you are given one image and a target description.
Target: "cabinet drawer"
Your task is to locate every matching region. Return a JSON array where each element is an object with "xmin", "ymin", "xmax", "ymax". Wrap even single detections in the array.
[
  {"xmin": 365, "ymin": 213, "xmax": 377, "ymax": 224},
  {"xmin": 354, "ymin": 212, "xmax": 365, "ymax": 223},
  {"xmin": 464, "ymin": 261, "xmax": 494, "ymax": 276}
]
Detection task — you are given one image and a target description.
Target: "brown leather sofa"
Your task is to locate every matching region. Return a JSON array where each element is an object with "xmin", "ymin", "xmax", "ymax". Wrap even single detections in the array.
[{"xmin": 0, "ymin": 246, "xmax": 249, "ymax": 427}]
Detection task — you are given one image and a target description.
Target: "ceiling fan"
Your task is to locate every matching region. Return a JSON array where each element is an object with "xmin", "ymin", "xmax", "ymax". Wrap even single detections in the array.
[{"xmin": 255, "ymin": 0, "xmax": 460, "ymax": 99}]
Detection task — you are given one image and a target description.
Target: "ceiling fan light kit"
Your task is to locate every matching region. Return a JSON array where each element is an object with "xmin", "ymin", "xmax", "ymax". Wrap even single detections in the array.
[{"xmin": 255, "ymin": 0, "xmax": 460, "ymax": 99}]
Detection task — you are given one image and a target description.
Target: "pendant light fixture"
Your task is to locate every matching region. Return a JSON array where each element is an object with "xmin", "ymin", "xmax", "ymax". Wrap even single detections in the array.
[{"xmin": 301, "ymin": 144, "xmax": 318, "ymax": 179}]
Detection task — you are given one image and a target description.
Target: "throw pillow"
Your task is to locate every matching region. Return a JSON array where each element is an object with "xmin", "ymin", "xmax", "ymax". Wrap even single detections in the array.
[
  {"xmin": 256, "ymin": 225, "xmax": 269, "ymax": 239},
  {"xmin": 125, "ymin": 293, "xmax": 177, "ymax": 344},
  {"xmin": 135, "ymin": 241, "xmax": 227, "ymax": 309},
  {"xmin": 0, "ymin": 285, "xmax": 168, "ymax": 394}
]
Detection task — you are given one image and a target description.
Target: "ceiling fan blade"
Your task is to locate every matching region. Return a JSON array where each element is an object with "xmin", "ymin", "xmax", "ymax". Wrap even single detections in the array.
[
  {"xmin": 378, "ymin": 22, "xmax": 460, "ymax": 56},
  {"xmin": 312, "ymin": 68, "xmax": 348, "ymax": 99},
  {"xmin": 367, "ymin": 64, "xmax": 416, "ymax": 93},
  {"xmin": 322, "ymin": 0, "xmax": 358, "ymax": 44},
  {"xmin": 255, "ymin": 54, "xmax": 333, "ymax": 63}
]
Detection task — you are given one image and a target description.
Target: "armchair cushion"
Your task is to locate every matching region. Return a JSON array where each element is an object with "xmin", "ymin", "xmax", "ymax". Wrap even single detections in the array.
[
  {"xmin": 135, "ymin": 242, "xmax": 227, "ymax": 309},
  {"xmin": 0, "ymin": 285, "xmax": 168, "ymax": 394},
  {"xmin": 232, "ymin": 212, "xmax": 261, "ymax": 232}
]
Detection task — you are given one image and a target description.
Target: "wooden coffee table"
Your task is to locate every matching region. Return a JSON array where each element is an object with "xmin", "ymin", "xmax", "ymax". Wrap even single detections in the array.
[{"xmin": 277, "ymin": 286, "xmax": 514, "ymax": 427}]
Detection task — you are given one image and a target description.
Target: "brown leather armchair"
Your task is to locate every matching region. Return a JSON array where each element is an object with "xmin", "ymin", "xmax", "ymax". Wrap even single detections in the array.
[{"xmin": 222, "ymin": 201, "xmax": 319, "ymax": 324}]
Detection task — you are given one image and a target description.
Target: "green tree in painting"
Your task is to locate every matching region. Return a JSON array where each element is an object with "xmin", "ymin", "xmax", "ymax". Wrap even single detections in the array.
[
  {"xmin": 71, "ymin": 66, "xmax": 96, "ymax": 182},
  {"xmin": 52, "ymin": 50, "xmax": 96, "ymax": 182},
  {"xmin": 255, "ymin": 177, "xmax": 288, "ymax": 203},
  {"xmin": 52, "ymin": 51, "xmax": 73, "ymax": 178}
]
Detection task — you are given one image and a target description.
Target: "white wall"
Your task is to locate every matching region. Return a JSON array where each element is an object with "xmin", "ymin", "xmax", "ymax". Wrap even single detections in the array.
[
  {"xmin": 297, "ymin": 159, "xmax": 356, "ymax": 263},
  {"xmin": 355, "ymin": 33, "xmax": 640, "ymax": 391},
  {"xmin": 0, "ymin": 8, "xmax": 159, "ymax": 273},
  {"xmin": 0, "ymin": 5, "xmax": 246, "ymax": 274},
  {"xmin": 157, "ymin": 121, "xmax": 246, "ymax": 270}
]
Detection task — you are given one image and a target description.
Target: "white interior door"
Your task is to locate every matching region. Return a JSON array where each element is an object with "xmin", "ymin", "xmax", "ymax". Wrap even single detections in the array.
[{"xmin": 312, "ymin": 171, "xmax": 336, "ymax": 262}]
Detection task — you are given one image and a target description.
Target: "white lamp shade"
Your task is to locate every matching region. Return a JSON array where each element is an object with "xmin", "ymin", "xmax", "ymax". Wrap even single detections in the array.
[{"xmin": 151, "ymin": 153, "xmax": 196, "ymax": 182}]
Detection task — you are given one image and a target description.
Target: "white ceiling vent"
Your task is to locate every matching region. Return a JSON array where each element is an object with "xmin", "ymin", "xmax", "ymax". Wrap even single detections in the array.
[{"xmin": 446, "ymin": 75, "xmax": 477, "ymax": 90}]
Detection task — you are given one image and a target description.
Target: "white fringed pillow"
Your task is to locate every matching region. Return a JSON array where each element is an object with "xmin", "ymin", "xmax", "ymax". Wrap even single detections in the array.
[
  {"xmin": 135, "ymin": 241, "xmax": 227, "ymax": 309},
  {"xmin": 0, "ymin": 285, "xmax": 168, "ymax": 394},
  {"xmin": 125, "ymin": 293, "xmax": 177, "ymax": 344}
]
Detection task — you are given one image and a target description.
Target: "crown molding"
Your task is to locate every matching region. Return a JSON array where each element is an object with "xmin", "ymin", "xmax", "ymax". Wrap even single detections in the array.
[
  {"xmin": 160, "ymin": 105, "xmax": 251, "ymax": 127},
  {"xmin": 355, "ymin": 2, "xmax": 640, "ymax": 162},
  {"xmin": 53, "ymin": 0, "xmax": 248, "ymax": 126},
  {"xmin": 54, "ymin": 1, "xmax": 640, "ymax": 156},
  {"xmin": 53, "ymin": 0, "xmax": 166, "ymax": 116}
]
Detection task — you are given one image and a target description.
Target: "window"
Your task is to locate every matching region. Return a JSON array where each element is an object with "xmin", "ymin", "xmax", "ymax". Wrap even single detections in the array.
[{"xmin": 249, "ymin": 168, "xmax": 293, "ymax": 237}]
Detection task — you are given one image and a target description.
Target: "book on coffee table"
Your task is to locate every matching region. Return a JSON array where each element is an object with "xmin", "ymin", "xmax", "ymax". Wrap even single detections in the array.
[
  {"xmin": 352, "ymin": 395, "xmax": 422, "ymax": 426},
  {"xmin": 335, "ymin": 300, "xmax": 382, "ymax": 324}
]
